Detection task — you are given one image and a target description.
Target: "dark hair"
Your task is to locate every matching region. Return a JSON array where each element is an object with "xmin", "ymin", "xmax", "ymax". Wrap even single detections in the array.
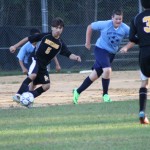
[
  {"xmin": 141, "ymin": 0, "xmax": 150, "ymax": 9},
  {"xmin": 30, "ymin": 28, "xmax": 41, "ymax": 35},
  {"xmin": 112, "ymin": 9, "xmax": 123, "ymax": 16},
  {"xmin": 51, "ymin": 17, "xmax": 64, "ymax": 27}
]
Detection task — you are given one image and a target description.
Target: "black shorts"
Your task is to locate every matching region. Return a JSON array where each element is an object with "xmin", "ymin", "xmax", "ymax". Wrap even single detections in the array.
[
  {"xmin": 28, "ymin": 59, "xmax": 50, "ymax": 85},
  {"xmin": 139, "ymin": 46, "xmax": 150, "ymax": 77}
]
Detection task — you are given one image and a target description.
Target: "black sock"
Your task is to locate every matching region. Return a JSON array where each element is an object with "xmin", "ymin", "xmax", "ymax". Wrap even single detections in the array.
[
  {"xmin": 77, "ymin": 77, "xmax": 93, "ymax": 94},
  {"xmin": 139, "ymin": 87, "xmax": 147, "ymax": 112},
  {"xmin": 30, "ymin": 86, "xmax": 45, "ymax": 98},
  {"xmin": 17, "ymin": 77, "xmax": 32, "ymax": 94},
  {"xmin": 102, "ymin": 78, "xmax": 110, "ymax": 95}
]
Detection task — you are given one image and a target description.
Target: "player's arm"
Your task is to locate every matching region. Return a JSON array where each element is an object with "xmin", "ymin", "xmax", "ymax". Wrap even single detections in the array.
[
  {"xmin": 60, "ymin": 42, "xmax": 81, "ymax": 62},
  {"xmin": 18, "ymin": 60, "xmax": 28, "ymax": 74},
  {"xmin": 85, "ymin": 24, "xmax": 93, "ymax": 50},
  {"xmin": 53, "ymin": 56, "xmax": 61, "ymax": 72},
  {"xmin": 69, "ymin": 54, "xmax": 81, "ymax": 62},
  {"xmin": 9, "ymin": 33, "xmax": 47, "ymax": 53},
  {"xmin": 120, "ymin": 42, "xmax": 135, "ymax": 53},
  {"xmin": 9, "ymin": 37, "xmax": 28, "ymax": 53}
]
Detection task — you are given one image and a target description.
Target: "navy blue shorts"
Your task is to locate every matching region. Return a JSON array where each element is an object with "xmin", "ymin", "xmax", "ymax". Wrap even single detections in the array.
[
  {"xmin": 92, "ymin": 46, "xmax": 115, "ymax": 70},
  {"xmin": 28, "ymin": 59, "xmax": 50, "ymax": 85}
]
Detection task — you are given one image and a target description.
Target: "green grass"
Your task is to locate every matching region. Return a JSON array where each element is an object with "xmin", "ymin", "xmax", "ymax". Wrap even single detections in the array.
[{"xmin": 0, "ymin": 100, "xmax": 150, "ymax": 150}]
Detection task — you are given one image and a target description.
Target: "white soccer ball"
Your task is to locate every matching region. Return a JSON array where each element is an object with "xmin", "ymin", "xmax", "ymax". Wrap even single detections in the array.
[{"xmin": 20, "ymin": 92, "xmax": 34, "ymax": 106}]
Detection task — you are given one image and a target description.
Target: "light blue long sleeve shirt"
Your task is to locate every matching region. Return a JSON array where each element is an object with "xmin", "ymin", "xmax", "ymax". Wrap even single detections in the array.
[{"xmin": 91, "ymin": 20, "xmax": 129, "ymax": 54}]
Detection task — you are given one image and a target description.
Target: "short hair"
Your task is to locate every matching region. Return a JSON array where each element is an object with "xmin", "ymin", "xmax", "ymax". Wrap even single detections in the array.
[
  {"xmin": 51, "ymin": 17, "xmax": 64, "ymax": 28},
  {"xmin": 112, "ymin": 9, "xmax": 123, "ymax": 16},
  {"xmin": 141, "ymin": 0, "xmax": 150, "ymax": 9},
  {"xmin": 30, "ymin": 28, "xmax": 41, "ymax": 35}
]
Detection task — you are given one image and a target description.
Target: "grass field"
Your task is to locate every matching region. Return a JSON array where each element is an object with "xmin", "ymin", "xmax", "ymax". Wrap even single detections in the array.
[{"xmin": 0, "ymin": 100, "xmax": 150, "ymax": 150}]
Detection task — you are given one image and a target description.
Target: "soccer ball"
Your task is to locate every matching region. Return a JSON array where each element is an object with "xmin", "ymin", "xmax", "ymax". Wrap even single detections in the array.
[{"xmin": 20, "ymin": 92, "xmax": 34, "ymax": 106}]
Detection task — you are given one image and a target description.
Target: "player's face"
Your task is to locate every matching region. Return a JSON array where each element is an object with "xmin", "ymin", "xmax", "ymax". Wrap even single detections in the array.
[
  {"xmin": 112, "ymin": 14, "xmax": 123, "ymax": 28},
  {"xmin": 51, "ymin": 26, "xmax": 63, "ymax": 39}
]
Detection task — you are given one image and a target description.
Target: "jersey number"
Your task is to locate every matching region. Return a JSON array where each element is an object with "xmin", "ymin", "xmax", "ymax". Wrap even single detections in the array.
[
  {"xmin": 143, "ymin": 16, "xmax": 150, "ymax": 33},
  {"xmin": 45, "ymin": 47, "xmax": 52, "ymax": 54}
]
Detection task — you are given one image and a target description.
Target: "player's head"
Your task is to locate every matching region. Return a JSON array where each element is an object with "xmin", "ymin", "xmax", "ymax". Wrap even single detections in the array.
[
  {"xmin": 51, "ymin": 17, "xmax": 64, "ymax": 28},
  {"xmin": 51, "ymin": 17, "xmax": 64, "ymax": 38},
  {"xmin": 30, "ymin": 28, "xmax": 41, "ymax": 35},
  {"xmin": 141, "ymin": 0, "xmax": 150, "ymax": 9},
  {"xmin": 112, "ymin": 9, "xmax": 123, "ymax": 28}
]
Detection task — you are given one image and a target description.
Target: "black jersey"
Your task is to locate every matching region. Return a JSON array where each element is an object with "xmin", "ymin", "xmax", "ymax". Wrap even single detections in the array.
[
  {"xmin": 129, "ymin": 9, "xmax": 150, "ymax": 47},
  {"xmin": 28, "ymin": 32, "xmax": 72, "ymax": 68}
]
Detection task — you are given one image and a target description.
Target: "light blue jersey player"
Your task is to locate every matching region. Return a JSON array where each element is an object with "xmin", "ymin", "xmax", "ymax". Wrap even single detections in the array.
[
  {"xmin": 17, "ymin": 41, "xmax": 36, "ymax": 74},
  {"xmin": 73, "ymin": 9, "xmax": 130, "ymax": 104},
  {"xmin": 17, "ymin": 28, "xmax": 41, "ymax": 74},
  {"xmin": 91, "ymin": 20, "xmax": 129, "ymax": 54}
]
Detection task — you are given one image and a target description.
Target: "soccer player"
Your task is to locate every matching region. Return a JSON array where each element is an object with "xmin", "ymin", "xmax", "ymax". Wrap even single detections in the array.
[
  {"xmin": 17, "ymin": 28, "xmax": 61, "ymax": 75},
  {"xmin": 73, "ymin": 9, "xmax": 129, "ymax": 104},
  {"xmin": 10, "ymin": 17, "xmax": 81, "ymax": 107},
  {"xmin": 120, "ymin": 0, "xmax": 150, "ymax": 124}
]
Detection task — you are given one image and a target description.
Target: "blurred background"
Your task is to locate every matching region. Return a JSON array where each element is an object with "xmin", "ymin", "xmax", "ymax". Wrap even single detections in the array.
[{"xmin": 0, "ymin": 0, "xmax": 142, "ymax": 74}]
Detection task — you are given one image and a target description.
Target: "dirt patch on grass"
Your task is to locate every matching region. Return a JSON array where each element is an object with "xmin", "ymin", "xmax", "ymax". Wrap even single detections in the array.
[{"xmin": 0, "ymin": 71, "xmax": 142, "ymax": 108}]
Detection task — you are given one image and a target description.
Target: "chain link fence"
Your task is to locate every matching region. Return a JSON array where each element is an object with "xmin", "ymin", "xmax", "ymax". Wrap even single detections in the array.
[{"xmin": 1, "ymin": 0, "xmax": 141, "ymax": 74}]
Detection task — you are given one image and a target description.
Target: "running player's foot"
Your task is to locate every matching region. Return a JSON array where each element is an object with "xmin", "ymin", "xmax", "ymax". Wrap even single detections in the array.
[
  {"xmin": 12, "ymin": 94, "xmax": 21, "ymax": 103},
  {"xmin": 102, "ymin": 94, "xmax": 112, "ymax": 102},
  {"xmin": 73, "ymin": 88, "xmax": 80, "ymax": 104},
  {"xmin": 139, "ymin": 111, "xmax": 149, "ymax": 124}
]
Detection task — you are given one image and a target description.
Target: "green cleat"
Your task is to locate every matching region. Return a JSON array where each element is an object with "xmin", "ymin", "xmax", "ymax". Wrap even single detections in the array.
[
  {"xmin": 102, "ymin": 94, "xmax": 112, "ymax": 102},
  {"xmin": 73, "ymin": 88, "xmax": 80, "ymax": 104}
]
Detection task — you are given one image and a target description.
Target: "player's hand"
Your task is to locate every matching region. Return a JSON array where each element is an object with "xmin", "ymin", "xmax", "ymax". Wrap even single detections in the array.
[
  {"xmin": 55, "ymin": 64, "xmax": 61, "ymax": 72},
  {"xmin": 9, "ymin": 46, "xmax": 17, "ymax": 53},
  {"xmin": 85, "ymin": 43, "xmax": 91, "ymax": 50},
  {"xmin": 76, "ymin": 56, "xmax": 81, "ymax": 62},
  {"xmin": 120, "ymin": 47, "xmax": 128, "ymax": 53},
  {"xmin": 22, "ymin": 68, "xmax": 28, "ymax": 74}
]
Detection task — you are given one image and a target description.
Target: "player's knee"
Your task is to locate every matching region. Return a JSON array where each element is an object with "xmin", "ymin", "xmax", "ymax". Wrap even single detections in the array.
[
  {"xmin": 29, "ymin": 73, "xmax": 37, "ymax": 80},
  {"xmin": 102, "ymin": 68, "xmax": 111, "ymax": 78},
  {"xmin": 42, "ymin": 83, "xmax": 50, "ymax": 91}
]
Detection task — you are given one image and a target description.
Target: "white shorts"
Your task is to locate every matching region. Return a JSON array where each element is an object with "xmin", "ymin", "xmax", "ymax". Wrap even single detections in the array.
[{"xmin": 140, "ymin": 71, "xmax": 148, "ymax": 80}]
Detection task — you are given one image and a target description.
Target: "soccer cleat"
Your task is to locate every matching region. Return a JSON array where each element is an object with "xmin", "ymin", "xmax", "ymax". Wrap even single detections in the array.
[
  {"xmin": 12, "ymin": 94, "xmax": 21, "ymax": 103},
  {"xmin": 73, "ymin": 88, "xmax": 80, "ymax": 104},
  {"xmin": 139, "ymin": 111, "xmax": 149, "ymax": 124},
  {"xmin": 102, "ymin": 94, "xmax": 112, "ymax": 102}
]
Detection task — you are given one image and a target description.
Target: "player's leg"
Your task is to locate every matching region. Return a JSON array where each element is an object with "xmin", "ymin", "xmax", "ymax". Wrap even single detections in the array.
[
  {"xmin": 139, "ymin": 71, "xmax": 149, "ymax": 124},
  {"xmin": 30, "ymin": 69, "xmax": 50, "ymax": 98},
  {"xmin": 29, "ymin": 82, "xmax": 36, "ymax": 91},
  {"xmin": 12, "ymin": 59, "xmax": 38, "ymax": 103},
  {"xmin": 101, "ymin": 67, "xmax": 112, "ymax": 102},
  {"xmin": 73, "ymin": 69, "xmax": 99, "ymax": 104},
  {"xmin": 100, "ymin": 51, "xmax": 115, "ymax": 102}
]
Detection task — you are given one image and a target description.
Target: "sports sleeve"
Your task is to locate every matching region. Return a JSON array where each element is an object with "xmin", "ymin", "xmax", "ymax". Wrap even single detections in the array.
[
  {"xmin": 129, "ymin": 18, "xmax": 139, "ymax": 44},
  {"xmin": 59, "ymin": 41, "xmax": 72, "ymax": 58},
  {"xmin": 91, "ymin": 20, "xmax": 108, "ymax": 30}
]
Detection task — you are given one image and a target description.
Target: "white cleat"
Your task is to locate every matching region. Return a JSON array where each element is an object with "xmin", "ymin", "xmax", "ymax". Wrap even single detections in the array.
[{"xmin": 12, "ymin": 94, "xmax": 21, "ymax": 103}]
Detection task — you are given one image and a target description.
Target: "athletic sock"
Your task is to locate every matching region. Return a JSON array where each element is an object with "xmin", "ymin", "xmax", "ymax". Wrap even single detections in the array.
[
  {"xmin": 102, "ymin": 78, "xmax": 110, "ymax": 95},
  {"xmin": 17, "ymin": 77, "xmax": 32, "ymax": 94},
  {"xmin": 30, "ymin": 86, "xmax": 45, "ymax": 98},
  {"xmin": 139, "ymin": 87, "xmax": 147, "ymax": 112},
  {"xmin": 77, "ymin": 77, "xmax": 93, "ymax": 94}
]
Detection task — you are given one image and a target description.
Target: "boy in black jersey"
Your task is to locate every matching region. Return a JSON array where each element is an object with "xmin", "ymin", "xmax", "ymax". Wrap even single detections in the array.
[
  {"xmin": 10, "ymin": 17, "xmax": 81, "ymax": 107},
  {"xmin": 120, "ymin": 0, "xmax": 150, "ymax": 124}
]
